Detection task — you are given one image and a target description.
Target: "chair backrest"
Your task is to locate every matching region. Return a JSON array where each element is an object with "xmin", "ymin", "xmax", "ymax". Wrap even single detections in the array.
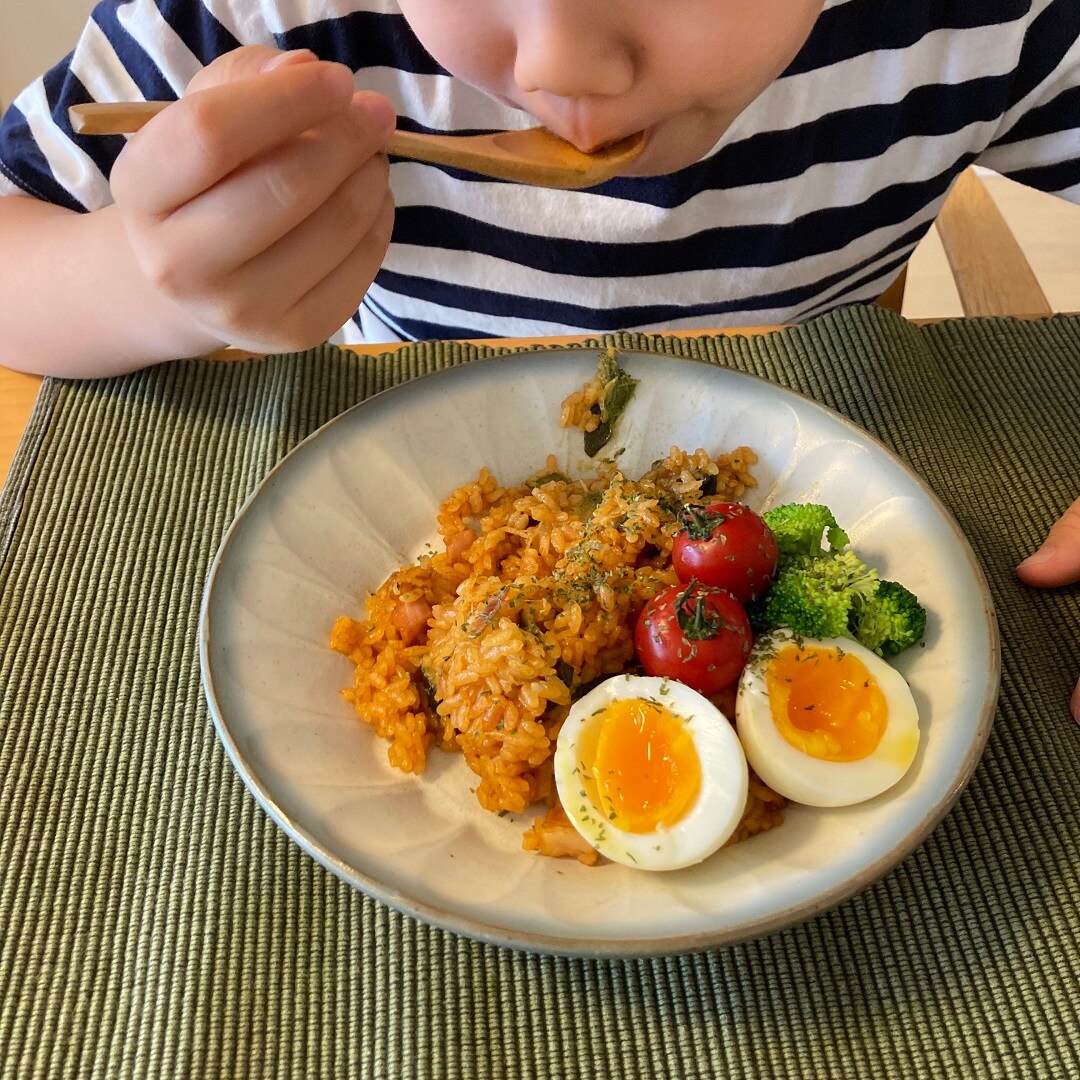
[{"xmin": 878, "ymin": 167, "xmax": 1052, "ymax": 318}]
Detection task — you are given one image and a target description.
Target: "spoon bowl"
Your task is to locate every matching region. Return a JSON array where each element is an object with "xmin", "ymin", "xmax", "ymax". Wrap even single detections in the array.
[
  {"xmin": 68, "ymin": 102, "xmax": 646, "ymax": 189},
  {"xmin": 388, "ymin": 125, "xmax": 645, "ymax": 188}
]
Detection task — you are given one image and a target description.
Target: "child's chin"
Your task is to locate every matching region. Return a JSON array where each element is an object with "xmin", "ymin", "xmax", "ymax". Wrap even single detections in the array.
[{"xmin": 618, "ymin": 123, "xmax": 724, "ymax": 177}]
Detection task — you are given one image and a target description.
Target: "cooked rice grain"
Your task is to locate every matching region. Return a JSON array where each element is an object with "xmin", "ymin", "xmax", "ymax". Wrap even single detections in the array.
[{"xmin": 331, "ymin": 445, "xmax": 783, "ymax": 858}]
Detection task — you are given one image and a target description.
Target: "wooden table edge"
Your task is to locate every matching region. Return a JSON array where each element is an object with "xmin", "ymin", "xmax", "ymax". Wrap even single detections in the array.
[{"xmin": 203, "ymin": 324, "xmax": 786, "ymax": 363}]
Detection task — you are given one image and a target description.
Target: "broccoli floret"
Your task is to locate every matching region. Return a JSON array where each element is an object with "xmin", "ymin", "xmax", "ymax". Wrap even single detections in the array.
[
  {"xmin": 763, "ymin": 503, "xmax": 850, "ymax": 568},
  {"xmin": 752, "ymin": 503, "xmax": 927, "ymax": 656},
  {"xmin": 751, "ymin": 550, "xmax": 879, "ymax": 639},
  {"xmin": 850, "ymin": 580, "xmax": 927, "ymax": 657}
]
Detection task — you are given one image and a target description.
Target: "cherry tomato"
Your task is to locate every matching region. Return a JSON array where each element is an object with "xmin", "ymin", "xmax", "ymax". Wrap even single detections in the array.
[
  {"xmin": 634, "ymin": 580, "xmax": 754, "ymax": 695},
  {"xmin": 671, "ymin": 502, "xmax": 778, "ymax": 602}
]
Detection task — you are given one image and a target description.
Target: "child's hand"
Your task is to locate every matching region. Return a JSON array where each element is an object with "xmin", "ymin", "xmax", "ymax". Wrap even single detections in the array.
[
  {"xmin": 1017, "ymin": 496, "xmax": 1080, "ymax": 722},
  {"xmin": 109, "ymin": 46, "xmax": 396, "ymax": 354}
]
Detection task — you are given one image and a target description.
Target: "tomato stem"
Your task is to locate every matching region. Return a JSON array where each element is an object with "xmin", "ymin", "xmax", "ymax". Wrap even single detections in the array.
[
  {"xmin": 674, "ymin": 579, "xmax": 723, "ymax": 640},
  {"xmin": 678, "ymin": 504, "xmax": 726, "ymax": 541}
]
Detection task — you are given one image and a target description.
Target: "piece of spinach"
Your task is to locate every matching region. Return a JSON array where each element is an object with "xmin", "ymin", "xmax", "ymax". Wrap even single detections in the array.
[{"xmin": 583, "ymin": 349, "xmax": 638, "ymax": 457}]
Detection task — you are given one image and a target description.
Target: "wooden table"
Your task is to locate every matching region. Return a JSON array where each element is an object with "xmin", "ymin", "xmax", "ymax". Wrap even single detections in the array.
[
  {"xmin": 0, "ymin": 327, "xmax": 782, "ymax": 489},
  {"xmin": 1, "ymin": 367, "xmax": 41, "ymax": 488}
]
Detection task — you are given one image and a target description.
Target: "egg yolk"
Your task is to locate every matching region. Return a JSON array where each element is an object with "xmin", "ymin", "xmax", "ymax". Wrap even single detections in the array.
[
  {"xmin": 577, "ymin": 698, "xmax": 701, "ymax": 834},
  {"xmin": 766, "ymin": 644, "xmax": 887, "ymax": 762}
]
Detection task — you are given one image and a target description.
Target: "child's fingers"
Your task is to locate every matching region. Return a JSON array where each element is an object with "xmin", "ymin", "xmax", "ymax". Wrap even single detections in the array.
[
  {"xmin": 189, "ymin": 184, "xmax": 394, "ymax": 354},
  {"xmin": 227, "ymin": 156, "xmax": 392, "ymax": 308},
  {"xmin": 113, "ymin": 61, "xmax": 358, "ymax": 216},
  {"xmin": 1017, "ymin": 498, "xmax": 1080, "ymax": 727},
  {"xmin": 156, "ymin": 95, "xmax": 393, "ymax": 282},
  {"xmin": 275, "ymin": 194, "xmax": 396, "ymax": 348},
  {"xmin": 1016, "ymin": 496, "xmax": 1080, "ymax": 588},
  {"xmin": 184, "ymin": 45, "xmax": 318, "ymax": 96}
]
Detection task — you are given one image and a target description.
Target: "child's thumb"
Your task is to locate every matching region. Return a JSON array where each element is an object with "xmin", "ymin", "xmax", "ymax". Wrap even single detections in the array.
[
  {"xmin": 186, "ymin": 46, "xmax": 318, "ymax": 95},
  {"xmin": 1017, "ymin": 496, "xmax": 1080, "ymax": 587}
]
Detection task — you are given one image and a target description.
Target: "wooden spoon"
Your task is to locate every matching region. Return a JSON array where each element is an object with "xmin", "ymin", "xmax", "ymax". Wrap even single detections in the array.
[{"xmin": 68, "ymin": 102, "xmax": 645, "ymax": 189}]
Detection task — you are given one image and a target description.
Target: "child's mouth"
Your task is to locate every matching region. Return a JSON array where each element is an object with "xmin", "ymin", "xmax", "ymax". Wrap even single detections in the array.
[
  {"xmin": 488, "ymin": 89, "xmax": 659, "ymax": 175},
  {"xmin": 550, "ymin": 123, "xmax": 655, "ymax": 162},
  {"xmin": 493, "ymin": 91, "xmax": 653, "ymax": 154}
]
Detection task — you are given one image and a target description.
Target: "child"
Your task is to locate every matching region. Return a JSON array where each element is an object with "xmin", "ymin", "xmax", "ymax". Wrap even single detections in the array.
[{"xmin": 0, "ymin": 0, "xmax": 1078, "ymax": 716}]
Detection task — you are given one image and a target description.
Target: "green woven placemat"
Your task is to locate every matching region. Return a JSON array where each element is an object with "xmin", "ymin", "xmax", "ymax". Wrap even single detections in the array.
[{"xmin": 2, "ymin": 306, "xmax": 1078, "ymax": 1078}]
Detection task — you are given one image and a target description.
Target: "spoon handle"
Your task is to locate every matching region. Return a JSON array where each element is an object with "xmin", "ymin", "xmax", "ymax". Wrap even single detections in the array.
[
  {"xmin": 66, "ymin": 101, "xmax": 640, "ymax": 188},
  {"xmin": 69, "ymin": 102, "xmax": 474, "ymax": 165},
  {"xmin": 70, "ymin": 101, "xmax": 168, "ymax": 134}
]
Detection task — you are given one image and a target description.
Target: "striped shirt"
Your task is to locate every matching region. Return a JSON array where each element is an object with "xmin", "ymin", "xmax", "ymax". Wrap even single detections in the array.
[{"xmin": 1, "ymin": 0, "xmax": 1078, "ymax": 343}]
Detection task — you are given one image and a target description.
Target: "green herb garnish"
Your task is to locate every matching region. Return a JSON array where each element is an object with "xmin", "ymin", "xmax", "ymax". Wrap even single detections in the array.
[
  {"xmin": 529, "ymin": 471, "xmax": 570, "ymax": 487},
  {"xmin": 555, "ymin": 659, "xmax": 575, "ymax": 690},
  {"xmin": 583, "ymin": 348, "xmax": 638, "ymax": 458}
]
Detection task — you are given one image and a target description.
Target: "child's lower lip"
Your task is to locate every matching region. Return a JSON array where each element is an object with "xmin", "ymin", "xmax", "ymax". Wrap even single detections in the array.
[
  {"xmin": 492, "ymin": 93, "xmax": 656, "ymax": 164},
  {"xmin": 572, "ymin": 126, "xmax": 654, "ymax": 159}
]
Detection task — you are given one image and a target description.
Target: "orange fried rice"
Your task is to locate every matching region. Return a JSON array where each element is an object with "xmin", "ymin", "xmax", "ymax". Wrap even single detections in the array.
[{"xmin": 330, "ymin": 443, "xmax": 785, "ymax": 862}]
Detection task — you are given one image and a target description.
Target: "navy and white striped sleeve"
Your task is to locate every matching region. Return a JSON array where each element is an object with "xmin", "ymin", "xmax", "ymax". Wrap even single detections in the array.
[
  {"xmin": 978, "ymin": 0, "xmax": 1080, "ymax": 201},
  {"xmin": 0, "ymin": 0, "xmax": 266, "ymax": 212}
]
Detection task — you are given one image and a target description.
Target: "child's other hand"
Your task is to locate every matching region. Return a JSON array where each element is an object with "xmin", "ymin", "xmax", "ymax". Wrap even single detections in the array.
[
  {"xmin": 1017, "ymin": 496, "xmax": 1080, "ymax": 723},
  {"xmin": 109, "ymin": 46, "xmax": 396, "ymax": 354}
]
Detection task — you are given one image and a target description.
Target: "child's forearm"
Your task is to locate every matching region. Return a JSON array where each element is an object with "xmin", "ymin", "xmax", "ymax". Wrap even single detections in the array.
[{"xmin": 0, "ymin": 196, "xmax": 223, "ymax": 378}]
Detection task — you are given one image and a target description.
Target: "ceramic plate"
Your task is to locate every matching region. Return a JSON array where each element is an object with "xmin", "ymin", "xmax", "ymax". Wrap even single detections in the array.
[{"xmin": 199, "ymin": 349, "xmax": 999, "ymax": 957}]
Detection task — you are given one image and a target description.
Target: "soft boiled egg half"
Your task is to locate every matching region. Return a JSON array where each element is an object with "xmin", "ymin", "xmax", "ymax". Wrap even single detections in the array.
[
  {"xmin": 736, "ymin": 630, "xmax": 920, "ymax": 807},
  {"xmin": 553, "ymin": 675, "xmax": 748, "ymax": 870}
]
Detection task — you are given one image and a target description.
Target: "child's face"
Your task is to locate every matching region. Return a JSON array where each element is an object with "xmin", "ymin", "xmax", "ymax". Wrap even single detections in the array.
[{"xmin": 397, "ymin": 0, "xmax": 825, "ymax": 175}]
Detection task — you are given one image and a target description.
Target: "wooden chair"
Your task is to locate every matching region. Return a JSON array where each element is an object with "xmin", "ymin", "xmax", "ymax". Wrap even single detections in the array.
[{"xmin": 876, "ymin": 167, "xmax": 1052, "ymax": 318}]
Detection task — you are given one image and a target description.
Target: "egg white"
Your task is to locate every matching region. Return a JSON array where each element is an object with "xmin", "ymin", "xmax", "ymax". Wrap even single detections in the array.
[
  {"xmin": 735, "ymin": 630, "xmax": 920, "ymax": 808},
  {"xmin": 553, "ymin": 674, "xmax": 748, "ymax": 871}
]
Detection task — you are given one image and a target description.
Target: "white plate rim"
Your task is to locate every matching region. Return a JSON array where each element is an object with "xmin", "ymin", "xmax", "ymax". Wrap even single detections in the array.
[{"xmin": 198, "ymin": 347, "xmax": 1001, "ymax": 958}]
